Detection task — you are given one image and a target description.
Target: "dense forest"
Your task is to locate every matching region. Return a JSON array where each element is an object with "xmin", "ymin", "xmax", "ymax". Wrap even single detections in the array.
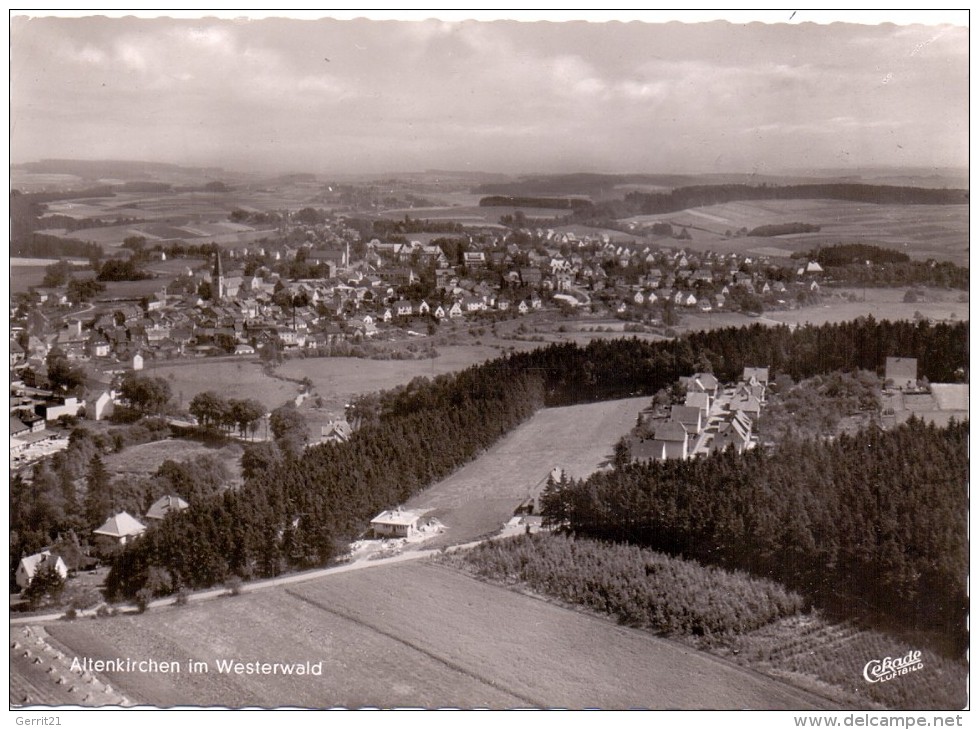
[
  {"xmin": 13, "ymin": 233, "xmax": 103, "ymax": 261},
  {"xmin": 561, "ymin": 183, "xmax": 967, "ymax": 225},
  {"xmin": 97, "ymin": 317, "xmax": 968, "ymax": 603},
  {"xmin": 504, "ymin": 318, "xmax": 967, "ymax": 407},
  {"xmin": 540, "ymin": 419, "xmax": 968, "ymax": 654},
  {"xmin": 478, "ymin": 195, "xmax": 593, "ymax": 210},
  {"xmin": 797, "ymin": 243, "xmax": 911, "ymax": 266},
  {"xmin": 828, "ymin": 260, "xmax": 968, "ymax": 290}
]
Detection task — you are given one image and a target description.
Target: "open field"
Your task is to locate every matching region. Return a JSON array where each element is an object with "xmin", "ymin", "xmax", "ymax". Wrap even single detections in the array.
[
  {"xmin": 404, "ymin": 397, "xmax": 649, "ymax": 548},
  {"xmin": 279, "ymin": 345, "xmax": 507, "ymax": 404},
  {"xmin": 102, "ymin": 439, "xmax": 244, "ymax": 482},
  {"xmin": 145, "ymin": 359, "xmax": 301, "ymax": 411},
  {"xmin": 10, "ymin": 265, "xmax": 49, "ymax": 293},
  {"xmin": 96, "ymin": 278, "xmax": 174, "ymax": 300},
  {"xmin": 375, "ymin": 204, "xmax": 568, "ymax": 225},
  {"xmin": 759, "ymin": 288, "xmax": 968, "ymax": 328},
  {"xmin": 622, "ymin": 200, "xmax": 968, "ymax": 266},
  {"xmin": 36, "ymin": 562, "xmax": 836, "ymax": 709},
  {"xmin": 671, "ymin": 287, "xmax": 967, "ymax": 334}
]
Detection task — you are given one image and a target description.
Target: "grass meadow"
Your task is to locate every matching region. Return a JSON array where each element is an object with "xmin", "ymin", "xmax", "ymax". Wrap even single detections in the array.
[
  {"xmin": 41, "ymin": 562, "xmax": 836, "ymax": 709},
  {"xmin": 404, "ymin": 397, "xmax": 649, "ymax": 547},
  {"xmin": 145, "ymin": 359, "xmax": 301, "ymax": 411},
  {"xmin": 623, "ymin": 200, "xmax": 968, "ymax": 266}
]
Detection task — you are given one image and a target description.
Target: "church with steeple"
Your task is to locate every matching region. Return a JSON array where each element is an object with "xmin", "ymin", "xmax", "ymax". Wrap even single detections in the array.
[
  {"xmin": 209, "ymin": 250, "xmax": 242, "ymax": 301},
  {"xmin": 212, "ymin": 250, "xmax": 225, "ymax": 301}
]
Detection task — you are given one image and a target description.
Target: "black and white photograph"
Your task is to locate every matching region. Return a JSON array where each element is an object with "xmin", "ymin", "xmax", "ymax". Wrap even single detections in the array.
[{"xmin": 7, "ymin": 10, "xmax": 969, "ymax": 718}]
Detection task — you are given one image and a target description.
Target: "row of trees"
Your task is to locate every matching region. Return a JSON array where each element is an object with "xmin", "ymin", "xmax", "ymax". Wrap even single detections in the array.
[
  {"xmin": 541, "ymin": 418, "xmax": 969, "ymax": 655},
  {"xmin": 188, "ymin": 392, "xmax": 265, "ymax": 439}
]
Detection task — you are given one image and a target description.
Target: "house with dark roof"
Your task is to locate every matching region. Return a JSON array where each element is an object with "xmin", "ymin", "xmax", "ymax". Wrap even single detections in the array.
[
  {"xmin": 885, "ymin": 357, "xmax": 917, "ymax": 390},
  {"xmin": 10, "ymin": 416, "xmax": 29, "ymax": 438},
  {"xmin": 146, "ymin": 495, "xmax": 190, "ymax": 521},
  {"xmin": 320, "ymin": 419, "xmax": 352, "ymax": 444},
  {"xmin": 685, "ymin": 372, "xmax": 719, "ymax": 398},
  {"xmin": 652, "ymin": 421, "xmax": 689, "ymax": 460},
  {"xmin": 670, "ymin": 405, "xmax": 703, "ymax": 436},
  {"xmin": 731, "ymin": 395, "xmax": 762, "ymax": 418},
  {"xmin": 684, "ymin": 391, "xmax": 711, "ymax": 418}
]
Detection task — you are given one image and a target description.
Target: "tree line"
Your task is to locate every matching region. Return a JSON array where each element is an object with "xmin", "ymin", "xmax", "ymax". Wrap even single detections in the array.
[
  {"xmin": 479, "ymin": 195, "xmax": 592, "ymax": 210},
  {"xmin": 798, "ymin": 243, "xmax": 911, "ymax": 266},
  {"xmin": 747, "ymin": 222, "xmax": 821, "ymax": 236},
  {"xmin": 541, "ymin": 418, "xmax": 968, "ymax": 655},
  {"xmin": 503, "ymin": 317, "xmax": 967, "ymax": 407},
  {"xmin": 564, "ymin": 183, "xmax": 967, "ymax": 226},
  {"xmin": 791, "ymin": 243, "xmax": 968, "ymax": 290}
]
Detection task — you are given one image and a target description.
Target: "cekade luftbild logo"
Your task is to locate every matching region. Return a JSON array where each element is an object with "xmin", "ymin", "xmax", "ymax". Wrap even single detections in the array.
[{"xmin": 862, "ymin": 650, "xmax": 924, "ymax": 683}]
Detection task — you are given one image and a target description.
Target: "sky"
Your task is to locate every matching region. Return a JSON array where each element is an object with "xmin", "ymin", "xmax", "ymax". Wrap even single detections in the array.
[{"xmin": 9, "ymin": 11, "xmax": 970, "ymax": 176}]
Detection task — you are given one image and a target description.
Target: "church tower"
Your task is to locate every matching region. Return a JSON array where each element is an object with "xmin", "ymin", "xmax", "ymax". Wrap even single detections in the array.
[{"xmin": 212, "ymin": 251, "xmax": 224, "ymax": 301}]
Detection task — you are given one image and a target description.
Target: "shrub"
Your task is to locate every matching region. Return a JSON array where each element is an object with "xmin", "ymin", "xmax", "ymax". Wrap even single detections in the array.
[
  {"xmin": 225, "ymin": 576, "xmax": 243, "ymax": 597},
  {"xmin": 63, "ymin": 608, "xmax": 77, "ymax": 621},
  {"xmin": 135, "ymin": 588, "xmax": 153, "ymax": 613}
]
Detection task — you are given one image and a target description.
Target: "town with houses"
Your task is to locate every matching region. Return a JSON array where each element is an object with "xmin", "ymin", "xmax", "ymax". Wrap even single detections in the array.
[
  {"xmin": 8, "ymin": 215, "xmax": 839, "ymax": 571},
  {"xmin": 9, "ymin": 207, "xmax": 958, "ymax": 548},
  {"xmin": 10, "ymin": 213, "xmax": 829, "ymax": 452}
]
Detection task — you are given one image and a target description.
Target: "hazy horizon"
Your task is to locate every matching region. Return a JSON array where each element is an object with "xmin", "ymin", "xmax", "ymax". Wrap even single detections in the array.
[{"xmin": 11, "ymin": 13, "xmax": 968, "ymax": 177}]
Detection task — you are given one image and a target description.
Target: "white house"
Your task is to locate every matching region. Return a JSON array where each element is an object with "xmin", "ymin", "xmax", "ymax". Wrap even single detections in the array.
[
  {"xmin": 370, "ymin": 507, "xmax": 427, "ymax": 539},
  {"xmin": 393, "ymin": 300, "xmax": 413, "ymax": 317},
  {"xmin": 92, "ymin": 391, "xmax": 114, "ymax": 421},
  {"xmin": 15, "ymin": 550, "xmax": 68, "ymax": 590},
  {"xmin": 93, "ymin": 511, "xmax": 146, "ymax": 545}
]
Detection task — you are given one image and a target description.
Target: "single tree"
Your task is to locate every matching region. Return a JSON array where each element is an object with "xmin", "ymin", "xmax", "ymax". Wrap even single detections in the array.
[{"xmin": 23, "ymin": 563, "xmax": 66, "ymax": 607}]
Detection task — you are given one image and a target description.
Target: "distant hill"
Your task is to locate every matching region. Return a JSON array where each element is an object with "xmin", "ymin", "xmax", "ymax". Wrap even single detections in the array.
[
  {"xmin": 474, "ymin": 169, "xmax": 970, "ymax": 199},
  {"xmin": 14, "ymin": 159, "xmax": 231, "ymax": 183}
]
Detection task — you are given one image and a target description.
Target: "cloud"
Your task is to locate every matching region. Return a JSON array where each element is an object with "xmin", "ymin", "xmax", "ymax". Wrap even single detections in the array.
[{"xmin": 9, "ymin": 16, "xmax": 968, "ymax": 173}]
